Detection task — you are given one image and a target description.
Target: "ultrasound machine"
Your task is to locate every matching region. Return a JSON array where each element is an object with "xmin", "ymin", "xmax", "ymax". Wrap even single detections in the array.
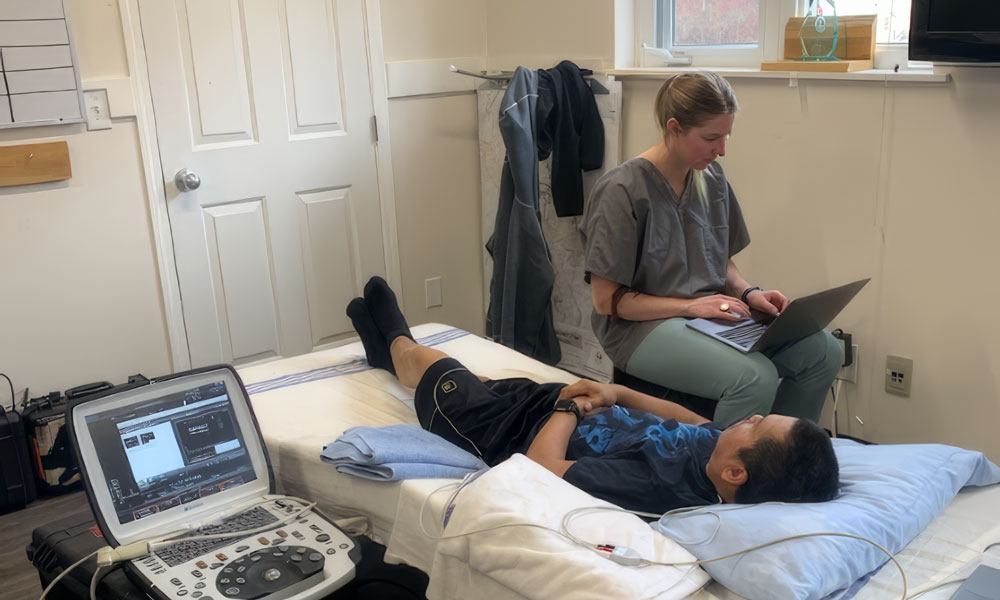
[{"xmin": 67, "ymin": 365, "xmax": 359, "ymax": 600}]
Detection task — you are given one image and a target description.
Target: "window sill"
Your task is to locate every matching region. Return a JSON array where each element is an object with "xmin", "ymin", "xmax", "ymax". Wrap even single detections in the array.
[{"xmin": 608, "ymin": 66, "xmax": 951, "ymax": 84}]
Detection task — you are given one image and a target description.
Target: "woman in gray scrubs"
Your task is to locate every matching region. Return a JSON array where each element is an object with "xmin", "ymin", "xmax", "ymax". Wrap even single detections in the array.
[{"xmin": 579, "ymin": 73, "xmax": 841, "ymax": 426}]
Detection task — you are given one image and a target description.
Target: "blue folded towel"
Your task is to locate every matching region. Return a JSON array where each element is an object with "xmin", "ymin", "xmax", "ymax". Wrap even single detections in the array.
[{"xmin": 321, "ymin": 424, "xmax": 488, "ymax": 481}]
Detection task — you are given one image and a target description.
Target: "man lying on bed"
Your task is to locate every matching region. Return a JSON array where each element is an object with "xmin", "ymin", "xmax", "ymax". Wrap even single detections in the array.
[{"xmin": 347, "ymin": 276, "xmax": 839, "ymax": 515}]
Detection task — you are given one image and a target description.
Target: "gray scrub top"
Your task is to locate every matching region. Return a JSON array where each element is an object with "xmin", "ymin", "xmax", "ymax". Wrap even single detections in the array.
[{"xmin": 579, "ymin": 158, "xmax": 751, "ymax": 369}]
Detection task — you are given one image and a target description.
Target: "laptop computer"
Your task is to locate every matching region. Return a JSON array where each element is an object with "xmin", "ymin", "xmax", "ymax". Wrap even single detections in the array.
[
  {"xmin": 686, "ymin": 278, "xmax": 870, "ymax": 353},
  {"xmin": 67, "ymin": 365, "xmax": 359, "ymax": 600}
]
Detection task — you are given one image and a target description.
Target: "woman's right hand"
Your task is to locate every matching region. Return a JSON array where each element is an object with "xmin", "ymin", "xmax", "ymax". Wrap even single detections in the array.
[{"xmin": 684, "ymin": 294, "xmax": 749, "ymax": 320}]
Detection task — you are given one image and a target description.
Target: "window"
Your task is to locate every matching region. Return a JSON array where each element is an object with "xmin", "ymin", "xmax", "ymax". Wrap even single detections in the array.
[
  {"xmin": 646, "ymin": 0, "xmax": 910, "ymax": 69},
  {"xmin": 659, "ymin": 0, "xmax": 761, "ymax": 48},
  {"xmin": 651, "ymin": 0, "xmax": 774, "ymax": 67}
]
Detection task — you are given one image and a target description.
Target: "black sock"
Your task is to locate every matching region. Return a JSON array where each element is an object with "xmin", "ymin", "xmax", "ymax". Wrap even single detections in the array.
[
  {"xmin": 346, "ymin": 297, "xmax": 395, "ymax": 375},
  {"xmin": 363, "ymin": 276, "xmax": 413, "ymax": 345}
]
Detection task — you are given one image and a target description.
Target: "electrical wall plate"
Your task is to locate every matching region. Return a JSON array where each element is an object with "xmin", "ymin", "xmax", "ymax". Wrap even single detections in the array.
[
  {"xmin": 836, "ymin": 342, "xmax": 859, "ymax": 383},
  {"xmin": 83, "ymin": 89, "xmax": 112, "ymax": 131},
  {"xmin": 885, "ymin": 355, "xmax": 913, "ymax": 396},
  {"xmin": 425, "ymin": 276, "xmax": 442, "ymax": 308}
]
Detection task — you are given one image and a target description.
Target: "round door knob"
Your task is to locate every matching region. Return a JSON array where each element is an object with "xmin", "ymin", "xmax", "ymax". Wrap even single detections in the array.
[{"xmin": 174, "ymin": 168, "xmax": 201, "ymax": 191}]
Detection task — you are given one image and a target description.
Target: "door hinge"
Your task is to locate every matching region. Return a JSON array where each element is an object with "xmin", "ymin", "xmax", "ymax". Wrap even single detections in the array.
[{"xmin": 371, "ymin": 114, "xmax": 378, "ymax": 142}]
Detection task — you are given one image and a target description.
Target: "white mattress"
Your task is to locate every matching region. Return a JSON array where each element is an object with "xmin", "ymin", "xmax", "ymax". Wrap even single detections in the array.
[
  {"xmin": 238, "ymin": 323, "xmax": 1000, "ymax": 600},
  {"xmin": 237, "ymin": 323, "xmax": 576, "ymax": 542}
]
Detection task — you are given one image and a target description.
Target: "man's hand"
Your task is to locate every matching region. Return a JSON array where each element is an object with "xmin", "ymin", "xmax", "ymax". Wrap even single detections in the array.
[{"xmin": 559, "ymin": 379, "xmax": 618, "ymax": 416}]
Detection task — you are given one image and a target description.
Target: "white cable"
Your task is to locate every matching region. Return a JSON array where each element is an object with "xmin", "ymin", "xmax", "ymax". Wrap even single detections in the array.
[
  {"xmin": 905, "ymin": 577, "xmax": 966, "ymax": 600},
  {"xmin": 39, "ymin": 495, "xmax": 364, "ymax": 600},
  {"xmin": 421, "ymin": 481, "xmax": 911, "ymax": 600},
  {"xmin": 38, "ymin": 550, "xmax": 99, "ymax": 600},
  {"xmin": 563, "ymin": 505, "xmax": 908, "ymax": 600},
  {"xmin": 89, "ymin": 565, "xmax": 106, "ymax": 600}
]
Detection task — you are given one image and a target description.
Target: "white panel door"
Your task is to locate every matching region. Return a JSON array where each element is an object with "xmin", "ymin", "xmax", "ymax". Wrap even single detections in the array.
[{"xmin": 139, "ymin": 0, "xmax": 385, "ymax": 366}]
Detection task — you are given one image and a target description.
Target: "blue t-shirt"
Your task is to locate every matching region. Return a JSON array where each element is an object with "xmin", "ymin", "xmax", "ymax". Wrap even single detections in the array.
[{"xmin": 562, "ymin": 406, "xmax": 721, "ymax": 514}]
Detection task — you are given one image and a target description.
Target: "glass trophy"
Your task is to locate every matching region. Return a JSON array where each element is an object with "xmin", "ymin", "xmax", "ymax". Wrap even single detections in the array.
[{"xmin": 796, "ymin": 0, "xmax": 839, "ymax": 62}]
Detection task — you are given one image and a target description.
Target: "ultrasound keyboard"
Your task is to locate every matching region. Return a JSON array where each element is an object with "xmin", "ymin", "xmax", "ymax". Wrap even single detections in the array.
[
  {"xmin": 155, "ymin": 506, "xmax": 279, "ymax": 567},
  {"xmin": 131, "ymin": 498, "xmax": 359, "ymax": 600}
]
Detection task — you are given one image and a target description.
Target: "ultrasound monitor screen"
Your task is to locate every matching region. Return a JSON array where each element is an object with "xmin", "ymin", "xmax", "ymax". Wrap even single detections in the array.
[{"xmin": 84, "ymin": 380, "xmax": 257, "ymax": 525}]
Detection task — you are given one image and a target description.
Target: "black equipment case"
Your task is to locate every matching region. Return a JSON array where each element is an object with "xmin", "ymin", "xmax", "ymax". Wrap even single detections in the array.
[
  {"xmin": 26, "ymin": 509, "xmax": 152, "ymax": 600},
  {"xmin": 21, "ymin": 385, "xmax": 102, "ymax": 494},
  {"xmin": 0, "ymin": 403, "xmax": 37, "ymax": 511}
]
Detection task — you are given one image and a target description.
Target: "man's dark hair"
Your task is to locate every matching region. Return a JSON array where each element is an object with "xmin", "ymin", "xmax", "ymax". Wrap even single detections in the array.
[{"xmin": 733, "ymin": 419, "xmax": 839, "ymax": 504}]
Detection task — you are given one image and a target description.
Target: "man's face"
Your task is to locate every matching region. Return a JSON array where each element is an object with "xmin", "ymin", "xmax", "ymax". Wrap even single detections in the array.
[{"xmin": 716, "ymin": 414, "xmax": 798, "ymax": 457}]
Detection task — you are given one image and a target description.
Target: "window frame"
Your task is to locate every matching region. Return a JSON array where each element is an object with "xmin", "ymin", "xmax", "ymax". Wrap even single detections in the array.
[{"xmin": 637, "ymin": 0, "xmax": 910, "ymax": 70}]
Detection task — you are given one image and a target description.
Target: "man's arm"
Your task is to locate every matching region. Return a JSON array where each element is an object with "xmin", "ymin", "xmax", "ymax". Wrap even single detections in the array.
[
  {"xmin": 525, "ymin": 380, "xmax": 712, "ymax": 479},
  {"xmin": 524, "ymin": 404, "xmax": 582, "ymax": 478},
  {"xmin": 558, "ymin": 379, "xmax": 710, "ymax": 426},
  {"xmin": 614, "ymin": 385, "xmax": 710, "ymax": 426}
]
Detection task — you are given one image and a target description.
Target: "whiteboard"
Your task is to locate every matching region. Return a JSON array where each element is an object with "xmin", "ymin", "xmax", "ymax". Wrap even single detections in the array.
[{"xmin": 0, "ymin": 0, "xmax": 86, "ymax": 128}]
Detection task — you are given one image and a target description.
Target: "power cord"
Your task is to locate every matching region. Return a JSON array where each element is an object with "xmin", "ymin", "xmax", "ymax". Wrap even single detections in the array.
[
  {"xmin": 89, "ymin": 565, "xmax": 108, "ymax": 600},
  {"xmin": 1, "ymin": 372, "xmax": 32, "ymax": 507},
  {"xmin": 1, "ymin": 372, "xmax": 14, "ymax": 412},
  {"xmin": 38, "ymin": 550, "xmax": 99, "ymax": 600}
]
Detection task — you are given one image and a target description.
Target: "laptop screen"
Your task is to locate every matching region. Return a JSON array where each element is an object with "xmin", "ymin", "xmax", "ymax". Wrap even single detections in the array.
[
  {"xmin": 84, "ymin": 379, "xmax": 256, "ymax": 526},
  {"xmin": 72, "ymin": 367, "xmax": 270, "ymax": 546}
]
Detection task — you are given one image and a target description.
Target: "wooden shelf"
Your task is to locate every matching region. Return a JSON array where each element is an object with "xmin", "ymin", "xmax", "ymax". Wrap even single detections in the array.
[
  {"xmin": 0, "ymin": 141, "xmax": 72, "ymax": 187},
  {"xmin": 761, "ymin": 59, "xmax": 874, "ymax": 73}
]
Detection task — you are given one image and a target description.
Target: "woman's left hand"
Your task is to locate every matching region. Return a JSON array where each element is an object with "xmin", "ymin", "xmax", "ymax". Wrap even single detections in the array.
[{"xmin": 747, "ymin": 289, "xmax": 789, "ymax": 316}]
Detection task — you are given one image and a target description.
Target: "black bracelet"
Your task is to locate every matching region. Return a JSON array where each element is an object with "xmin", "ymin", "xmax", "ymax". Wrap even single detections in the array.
[{"xmin": 741, "ymin": 286, "xmax": 762, "ymax": 304}]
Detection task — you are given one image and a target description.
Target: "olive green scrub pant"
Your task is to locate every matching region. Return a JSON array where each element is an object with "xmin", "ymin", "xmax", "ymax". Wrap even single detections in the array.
[{"xmin": 625, "ymin": 318, "xmax": 842, "ymax": 427}]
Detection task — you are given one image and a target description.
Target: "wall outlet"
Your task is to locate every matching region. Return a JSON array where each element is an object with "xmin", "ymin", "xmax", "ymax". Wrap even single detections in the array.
[
  {"xmin": 424, "ymin": 276, "xmax": 442, "ymax": 308},
  {"xmin": 885, "ymin": 355, "xmax": 913, "ymax": 396},
  {"xmin": 836, "ymin": 343, "xmax": 859, "ymax": 383}
]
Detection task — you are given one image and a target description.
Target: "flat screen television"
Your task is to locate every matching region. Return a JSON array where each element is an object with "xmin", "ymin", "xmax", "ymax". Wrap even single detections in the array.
[{"xmin": 909, "ymin": 0, "xmax": 1000, "ymax": 63}]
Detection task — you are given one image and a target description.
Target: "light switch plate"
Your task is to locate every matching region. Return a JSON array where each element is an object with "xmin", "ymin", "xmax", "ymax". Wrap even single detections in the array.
[
  {"xmin": 83, "ymin": 89, "xmax": 112, "ymax": 131},
  {"xmin": 425, "ymin": 277, "xmax": 442, "ymax": 308}
]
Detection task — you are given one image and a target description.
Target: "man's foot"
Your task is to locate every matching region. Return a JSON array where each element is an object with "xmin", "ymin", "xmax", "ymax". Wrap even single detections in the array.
[
  {"xmin": 346, "ymin": 297, "xmax": 395, "ymax": 374},
  {"xmin": 363, "ymin": 276, "xmax": 413, "ymax": 345}
]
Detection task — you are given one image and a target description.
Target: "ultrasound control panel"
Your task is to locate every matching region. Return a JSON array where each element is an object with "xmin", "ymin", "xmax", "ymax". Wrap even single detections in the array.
[{"xmin": 129, "ymin": 499, "xmax": 360, "ymax": 600}]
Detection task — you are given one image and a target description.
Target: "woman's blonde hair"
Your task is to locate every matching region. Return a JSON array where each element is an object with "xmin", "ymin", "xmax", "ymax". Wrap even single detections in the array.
[
  {"xmin": 654, "ymin": 72, "xmax": 739, "ymax": 134},
  {"xmin": 653, "ymin": 72, "xmax": 739, "ymax": 203}
]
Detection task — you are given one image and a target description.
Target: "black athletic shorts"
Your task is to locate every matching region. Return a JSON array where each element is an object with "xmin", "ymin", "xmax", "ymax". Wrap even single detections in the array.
[{"xmin": 413, "ymin": 358, "xmax": 567, "ymax": 466}]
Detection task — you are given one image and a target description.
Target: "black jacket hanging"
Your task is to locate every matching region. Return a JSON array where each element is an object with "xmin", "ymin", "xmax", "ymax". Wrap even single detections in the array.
[{"xmin": 536, "ymin": 60, "xmax": 605, "ymax": 217}]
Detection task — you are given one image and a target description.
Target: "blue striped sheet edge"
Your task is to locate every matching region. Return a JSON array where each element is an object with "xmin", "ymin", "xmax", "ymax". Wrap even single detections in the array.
[{"xmin": 244, "ymin": 328, "xmax": 472, "ymax": 396}]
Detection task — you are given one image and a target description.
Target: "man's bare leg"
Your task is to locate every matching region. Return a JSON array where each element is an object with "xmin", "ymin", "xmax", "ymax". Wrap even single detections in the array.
[{"xmin": 389, "ymin": 336, "xmax": 448, "ymax": 388}]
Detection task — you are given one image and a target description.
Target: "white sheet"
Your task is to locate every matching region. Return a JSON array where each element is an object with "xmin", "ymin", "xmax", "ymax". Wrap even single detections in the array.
[
  {"xmin": 237, "ymin": 323, "xmax": 1000, "ymax": 600},
  {"xmin": 237, "ymin": 323, "xmax": 576, "ymax": 541},
  {"xmin": 403, "ymin": 454, "xmax": 708, "ymax": 600}
]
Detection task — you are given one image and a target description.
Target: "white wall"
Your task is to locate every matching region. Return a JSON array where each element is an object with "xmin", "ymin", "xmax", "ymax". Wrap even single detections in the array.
[
  {"xmin": 0, "ymin": 0, "xmax": 171, "ymax": 399},
  {"xmin": 465, "ymin": 0, "xmax": 1000, "ymax": 460},
  {"xmin": 485, "ymin": 0, "xmax": 615, "ymax": 71},
  {"xmin": 621, "ymin": 72, "xmax": 1000, "ymax": 460},
  {"xmin": 380, "ymin": 0, "xmax": 488, "ymax": 335},
  {"xmin": 8, "ymin": 1, "xmax": 996, "ymax": 463}
]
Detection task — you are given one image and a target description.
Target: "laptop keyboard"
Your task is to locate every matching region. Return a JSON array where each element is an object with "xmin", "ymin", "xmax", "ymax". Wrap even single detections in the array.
[
  {"xmin": 155, "ymin": 505, "xmax": 279, "ymax": 567},
  {"xmin": 717, "ymin": 320, "xmax": 768, "ymax": 349}
]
